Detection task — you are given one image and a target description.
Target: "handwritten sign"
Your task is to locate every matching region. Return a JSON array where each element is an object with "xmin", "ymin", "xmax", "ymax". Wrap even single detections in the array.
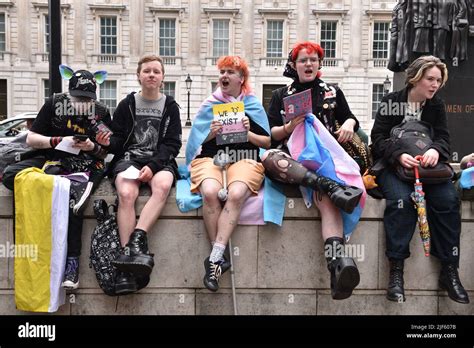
[{"xmin": 213, "ymin": 101, "xmax": 248, "ymax": 145}]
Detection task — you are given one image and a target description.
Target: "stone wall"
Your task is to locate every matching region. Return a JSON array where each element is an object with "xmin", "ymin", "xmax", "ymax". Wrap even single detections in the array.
[{"xmin": 0, "ymin": 182, "xmax": 473, "ymax": 315}]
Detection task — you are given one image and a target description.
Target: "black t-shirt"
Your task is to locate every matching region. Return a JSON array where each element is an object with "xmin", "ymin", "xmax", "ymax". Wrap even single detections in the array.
[
  {"xmin": 31, "ymin": 93, "xmax": 111, "ymax": 159},
  {"xmin": 196, "ymin": 116, "xmax": 269, "ymax": 162}
]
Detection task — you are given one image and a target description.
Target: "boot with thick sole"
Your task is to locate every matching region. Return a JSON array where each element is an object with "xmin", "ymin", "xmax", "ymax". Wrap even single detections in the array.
[
  {"xmin": 114, "ymin": 271, "xmax": 138, "ymax": 295},
  {"xmin": 387, "ymin": 259, "xmax": 405, "ymax": 302},
  {"xmin": 303, "ymin": 172, "xmax": 363, "ymax": 214},
  {"xmin": 113, "ymin": 229, "xmax": 155, "ymax": 276},
  {"xmin": 325, "ymin": 237, "xmax": 360, "ymax": 300}
]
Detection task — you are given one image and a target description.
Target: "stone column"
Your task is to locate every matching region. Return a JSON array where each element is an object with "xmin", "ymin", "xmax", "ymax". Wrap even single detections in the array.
[
  {"xmin": 188, "ymin": 0, "xmax": 201, "ymax": 66},
  {"xmin": 241, "ymin": 0, "xmax": 254, "ymax": 63},
  {"xmin": 73, "ymin": 0, "xmax": 86, "ymax": 64},
  {"xmin": 296, "ymin": 0, "xmax": 309, "ymax": 41},
  {"xmin": 128, "ymin": 0, "xmax": 144, "ymax": 61},
  {"xmin": 16, "ymin": 0, "xmax": 31, "ymax": 62},
  {"xmin": 349, "ymin": 0, "xmax": 362, "ymax": 67}
]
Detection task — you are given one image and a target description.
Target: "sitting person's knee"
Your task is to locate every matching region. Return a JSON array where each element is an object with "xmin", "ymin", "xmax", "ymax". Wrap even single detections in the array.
[{"xmin": 117, "ymin": 187, "xmax": 139, "ymax": 204}]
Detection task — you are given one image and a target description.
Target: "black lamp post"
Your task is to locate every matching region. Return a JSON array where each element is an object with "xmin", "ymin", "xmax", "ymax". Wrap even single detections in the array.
[
  {"xmin": 185, "ymin": 74, "xmax": 193, "ymax": 127},
  {"xmin": 383, "ymin": 75, "xmax": 391, "ymax": 95}
]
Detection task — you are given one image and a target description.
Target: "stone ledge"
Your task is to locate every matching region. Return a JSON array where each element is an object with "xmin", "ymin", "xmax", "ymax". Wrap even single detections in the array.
[{"xmin": 1, "ymin": 181, "xmax": 473, "ymax": 315}]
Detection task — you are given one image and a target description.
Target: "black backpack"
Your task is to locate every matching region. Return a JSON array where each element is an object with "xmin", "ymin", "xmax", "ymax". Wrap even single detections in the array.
[
  {"xmin": 90, "ymin": 199, "xmax": 150, "ymax": 296},
  {"xmin": 90, "ymin": 199, "xmax": 121, "ymax": 296}
]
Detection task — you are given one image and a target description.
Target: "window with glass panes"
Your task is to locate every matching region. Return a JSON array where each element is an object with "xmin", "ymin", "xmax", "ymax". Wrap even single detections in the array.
[
  {"xmin": 212, "ymin": 19, "xmax": 229, "ymax": 57},
  {"xmin": 320, "ymin": 21, "xmax": 337, "ymax": 58},
  {"xmin": 266, "ymin": 20, "xmax": 283, "ymax": 58},
  {"xmin": 100, "ymin": 80, "xmax": 117, "ymax": 114},
  {"xmin": 100, "ymin": 17, "xmax": 117, "ymax": 55},
  {"xmin": 162, "ymin": 81, "xmax": 175, "ymax": 98},
  {"xmin": 44, "ymin": 14, "xmax": 50, "ymax": 53},
  {"xmin": 372, "ymin": 84, "xmax": 384, "ymax": 119},
  {"xmin": 0, "ymin": 13, "xmax": 5, "ymax": 52},
  {"xmin": 159, "ymin": 19, "xmax": 176, "ymax": 57},
  {"xmin": 373, "ymin": 22, "xmax": 390, "ymax": 59},
  {"xmin": 43, "ymin": 79, "xmax": 50, "ymax": 102}
]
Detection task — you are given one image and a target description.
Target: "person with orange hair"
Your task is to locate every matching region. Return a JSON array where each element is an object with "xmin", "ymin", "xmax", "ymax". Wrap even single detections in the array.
[
  {"xmin": 185, "ymin": 56, "xmax": 271, "ymax": 292},
  {"xmin": 261, "ymin": 41, "xmax": 365, "ymax": 300}
]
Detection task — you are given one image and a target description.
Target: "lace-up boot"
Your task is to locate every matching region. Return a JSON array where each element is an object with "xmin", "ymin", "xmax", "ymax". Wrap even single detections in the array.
[{"xmin": 387, "ymin": 259, "xmax": 405, "ymax": 302}]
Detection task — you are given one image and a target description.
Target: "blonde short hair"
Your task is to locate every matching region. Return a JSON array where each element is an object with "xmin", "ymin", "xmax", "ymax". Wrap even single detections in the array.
[{"xmin": 405, "ymin": 55, "xmax": 448, "ymax": 89}]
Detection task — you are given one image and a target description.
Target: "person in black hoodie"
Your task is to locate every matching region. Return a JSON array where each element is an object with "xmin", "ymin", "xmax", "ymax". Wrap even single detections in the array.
[
  {"xmin": 105, "ymin": 55, "xmax": 182, "ymax": 294},
  {"xmin": 371, "ymin": 55, "xmax": 469, "ymax": 304}
]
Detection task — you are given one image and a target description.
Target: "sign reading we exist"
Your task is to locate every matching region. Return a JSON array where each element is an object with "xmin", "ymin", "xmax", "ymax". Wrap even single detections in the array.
[{"xmin": 213, "ymin": 101, "xmax": 248, "ymax": 145}]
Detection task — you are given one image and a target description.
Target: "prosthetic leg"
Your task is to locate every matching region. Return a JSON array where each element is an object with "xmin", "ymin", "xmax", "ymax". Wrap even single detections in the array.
[{"xmin": 262, "ymin": 149, "xmax": 363, "ymax": 213}]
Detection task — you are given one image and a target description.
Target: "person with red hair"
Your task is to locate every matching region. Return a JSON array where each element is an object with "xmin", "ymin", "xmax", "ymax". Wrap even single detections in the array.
[
  {"xmin": 261, "ymin": 41, "xmax": 365, "ymax": 300},
  {"xmin": 185, "ymin": 56, "xmax": 271, "ymax": 292}
]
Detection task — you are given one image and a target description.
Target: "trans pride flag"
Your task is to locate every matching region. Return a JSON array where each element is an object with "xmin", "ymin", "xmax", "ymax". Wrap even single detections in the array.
[{"xmin": 287, "ymin": 114, "xmax": 366, "ymax": 237}]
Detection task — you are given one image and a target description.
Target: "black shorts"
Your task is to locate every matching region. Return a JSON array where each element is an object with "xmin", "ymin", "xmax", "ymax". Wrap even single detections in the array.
[{"xmin": 110, "ymin": 157, "xmax": 178, "ymax": 186}]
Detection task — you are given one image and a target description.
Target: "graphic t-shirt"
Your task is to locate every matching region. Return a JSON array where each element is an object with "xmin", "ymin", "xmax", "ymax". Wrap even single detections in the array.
[{"xmin": 128, "ymin": 93, "xmax": 166, "ymax": 159}]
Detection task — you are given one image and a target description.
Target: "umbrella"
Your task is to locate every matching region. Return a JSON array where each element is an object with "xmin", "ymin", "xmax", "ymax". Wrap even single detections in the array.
[{"xmin": 410, "ymin": 155, "xmax": 430, "ymax": 256}]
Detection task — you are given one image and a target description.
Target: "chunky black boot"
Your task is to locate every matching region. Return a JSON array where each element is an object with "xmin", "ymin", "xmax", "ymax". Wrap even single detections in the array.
[
  {"xmin": 325, "ymin": 237, "xmax": 360, "ymax": 300},
  {"xmin": 112, "ymin": 229, "xmax": 155, "ymax": 276},
  {"xmin": 439, "ymin": 263, "xmax": 470, "ymax": 304},
  {"xmin": 302, "ymin": 172, "xmax": 363, "ymax": 214},
  {"xmin": 387, "ymin": 259, "xmax": 405, "ymax": 302},
  {"xmin": 114, "ymin": 271, "xmax": 138, "ymax": 295}
]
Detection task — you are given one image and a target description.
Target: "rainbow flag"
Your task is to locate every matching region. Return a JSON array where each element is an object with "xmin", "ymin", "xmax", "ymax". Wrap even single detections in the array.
[{"xmin": 14, "ymin": 168, "xmax": 69, "ymax": 312}]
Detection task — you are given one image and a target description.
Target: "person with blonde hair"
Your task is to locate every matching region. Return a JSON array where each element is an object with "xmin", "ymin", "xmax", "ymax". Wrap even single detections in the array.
[
  {"xmin": 107, "ymin": 55, "xmax": 182, "ymax": 294},
  {"xmin": 371, "ymin": 55, "xmax": 469, "ymax": 304}
]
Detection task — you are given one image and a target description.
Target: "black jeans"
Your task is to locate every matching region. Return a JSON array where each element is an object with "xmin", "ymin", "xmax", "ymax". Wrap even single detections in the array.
[
  {"xmin": 3, "ymin": 156, "xmax": 95, "ymax": 257},
  {"xmin": 378, "ymin": 168, "xmax": 461, "ymax": 265}
]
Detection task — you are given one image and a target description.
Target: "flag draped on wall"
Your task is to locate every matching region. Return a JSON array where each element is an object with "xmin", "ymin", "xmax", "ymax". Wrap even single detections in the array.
[{"xmin": 14, "ymin": 168, "xmax": 69, "ymax": 312}]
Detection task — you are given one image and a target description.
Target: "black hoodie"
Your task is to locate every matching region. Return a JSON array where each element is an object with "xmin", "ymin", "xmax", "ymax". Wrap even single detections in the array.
[{"xmin": 108, "ymin": 92, "xmax": 182, "ymax": 174}]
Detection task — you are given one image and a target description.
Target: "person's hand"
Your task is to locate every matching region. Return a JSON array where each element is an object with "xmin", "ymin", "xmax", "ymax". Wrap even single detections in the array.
[
  {"xmin": 286, "ymin": 115, "xmax": 306, "ymax": 133},
  {"xmin": 95, "ymin": 131, "xmax": 112, "ymax": 146},
  {"xmin": 242, "ymin": 116, "xmax": 250, "ymax": 131},
  {"xmin": 334, "ymin": 119, "xmax": 355, "ymax": 143},
  {"xmin": 421, "ymin": 148, "xmax": 439, "ymax": 168},
  {"xmin": 398, "ymin": 153, "xmax": 420, "ymax": 168},
  {"xmin": 138, "ymin": 165, "xmax": 153, "ymax": 182},
  {"xmin": 70, "ymin": 136, "xmax": 95, "ymax": 152},
  {"xmin": 210, "ymin": 120, "xmax": 223, "ymax": 137}
]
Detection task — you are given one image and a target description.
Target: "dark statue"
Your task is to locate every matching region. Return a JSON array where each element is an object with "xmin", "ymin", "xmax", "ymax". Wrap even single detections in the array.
[{"xmin": 388, "ymin": 0, "xmax": 472, "ymax": 72}]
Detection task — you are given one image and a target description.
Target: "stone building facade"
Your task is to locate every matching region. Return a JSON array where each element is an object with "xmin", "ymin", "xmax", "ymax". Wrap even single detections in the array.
[{"xmin": 0, "ymin": 0, "xmax": 395, "ymax": 135}]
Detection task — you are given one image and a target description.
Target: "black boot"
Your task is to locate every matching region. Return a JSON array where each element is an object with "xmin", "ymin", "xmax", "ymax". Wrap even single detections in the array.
[
  {"xmin": 439, "ymin": 263, "xmax": 470, "ymax": 304},
  {"xmin": 325, "ymin": 237, "xmax": 360, "ymax": 300},
  {"xmin": 302, "ymin": 172, "xmax": 363, "ymax": 214},
  {"xmin": 112, "ymin": 229, "xmax": 155, "ymax": 276},
  {"xmin": 203, "ymin": 257, "xmax": 223, "ymax": 292},
  {"xmin": 114, "ymin": 271, "xmax": 138, "ymax": 295},
  {"xmin": 387, "ymin": 259, "xmax": 405, "ymax": 302}
]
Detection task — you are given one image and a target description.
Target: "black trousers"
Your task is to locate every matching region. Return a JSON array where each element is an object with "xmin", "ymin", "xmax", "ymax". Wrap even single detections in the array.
[
  {"xmin": 3, "ymin": 156, "xmax": 98, "ymax": 257},
  {"xmin": 378, "ymin": 168, "xmax": 461, "ymax": 265}
]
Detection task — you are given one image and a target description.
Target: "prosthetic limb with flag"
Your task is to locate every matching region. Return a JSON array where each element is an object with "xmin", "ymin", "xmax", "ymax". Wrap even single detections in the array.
[{"xmin": 410, "ymin": 155, "xmax": 430, "ymax": 257}]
